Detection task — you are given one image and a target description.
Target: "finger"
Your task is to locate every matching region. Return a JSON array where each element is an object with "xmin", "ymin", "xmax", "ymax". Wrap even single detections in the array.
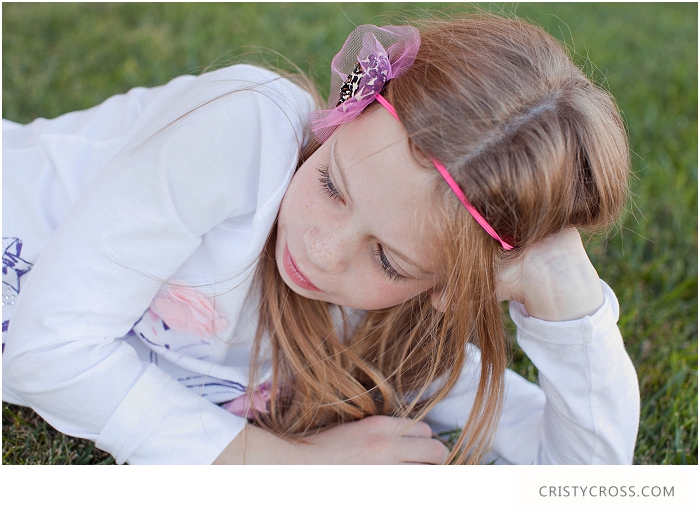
[
  {"xmin": 398, "ymin": 420, "xmax": 433, "ymax": 439},
  {"xmin": 398, "ymin": 437, "xmax": 450, "ymax": 465},
  {"xmin": 365, "ymin": 416, "xmax": 434, "ymax": 440},
  {"xmin": 366, "ymin": 415, "xmax": 423, "ymax": 436}
]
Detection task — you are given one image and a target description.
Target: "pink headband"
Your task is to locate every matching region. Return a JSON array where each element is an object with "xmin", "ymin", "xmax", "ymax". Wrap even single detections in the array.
[{"xmin": 309, "ymin": 24, "xmax": 513, "ymax": 250}]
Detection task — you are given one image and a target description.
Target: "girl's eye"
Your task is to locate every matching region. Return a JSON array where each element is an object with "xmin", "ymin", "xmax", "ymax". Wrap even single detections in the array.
[
  {"xmin": 373, "ymin": 244, "xmax": 406, "ymax": 283},
  {"xmin": 317, "ymin": 165, "xmax": 343, "ymax": 203}
]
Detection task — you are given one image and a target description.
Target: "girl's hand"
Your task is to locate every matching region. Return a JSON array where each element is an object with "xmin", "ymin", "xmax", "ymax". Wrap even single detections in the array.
[
  {"xmin": 300, "ymin": 415, "xmax": 450, "ymax": 464},
  {"xmin": 496, "ymin": 227, "xmax": 604, "ymax": 321},
  {"xmin": 213, "ymin": 415, "xmax": 450, "ymax": 464}
]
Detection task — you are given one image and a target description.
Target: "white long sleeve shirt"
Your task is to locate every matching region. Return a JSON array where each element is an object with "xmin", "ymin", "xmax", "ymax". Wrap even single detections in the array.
[{"xmin": 2, "ymin": 64, "xmax": 640, "ymax": 464}]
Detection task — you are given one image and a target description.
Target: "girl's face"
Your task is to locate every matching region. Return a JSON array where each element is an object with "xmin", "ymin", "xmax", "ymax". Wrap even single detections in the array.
[{"xmin": 276, "ymin": 108, "xmax": 441, "ymax": 310}]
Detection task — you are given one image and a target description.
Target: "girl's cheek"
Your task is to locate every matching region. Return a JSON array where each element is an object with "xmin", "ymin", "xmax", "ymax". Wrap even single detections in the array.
[{"xmin": 354, "ymin": 278, "xmax": 415, "ymax": 310}]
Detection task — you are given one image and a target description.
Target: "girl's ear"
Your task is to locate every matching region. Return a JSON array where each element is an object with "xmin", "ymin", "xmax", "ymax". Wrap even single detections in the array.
[{"xmin": 429, "ymin": 287, "xmax": 448, "ymax": 312}]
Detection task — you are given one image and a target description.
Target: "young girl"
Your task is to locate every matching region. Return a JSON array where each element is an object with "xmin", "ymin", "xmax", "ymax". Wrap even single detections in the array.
[{"xmin": 2, "ymin": 15, "xmax": 640, "ymax": 465}]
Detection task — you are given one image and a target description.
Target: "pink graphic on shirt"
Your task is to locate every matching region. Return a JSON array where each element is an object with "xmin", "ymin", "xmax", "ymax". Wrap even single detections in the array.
[
  {"xmin": 149, "ymin": 284, "xmax": 227, "ymax": 340},
  {"xmin": 222, "ymin": 382, "xmax": 274, "ymax": 419}
]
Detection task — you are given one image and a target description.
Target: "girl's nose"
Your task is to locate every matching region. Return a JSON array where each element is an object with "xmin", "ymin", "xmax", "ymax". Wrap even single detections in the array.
[{"xmin": 303, "ymin": 227, "xmax": 348, "ymax": 275}]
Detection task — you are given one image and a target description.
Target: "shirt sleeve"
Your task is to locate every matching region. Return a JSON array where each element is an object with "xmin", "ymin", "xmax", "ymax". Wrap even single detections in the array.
[
  {"xmin": 2, "ymin": 65, "xmax": 313, "ymax": 464},
  {"xmin": 425, "ymin": 280, "xmax": 640, "ymax": 465}
]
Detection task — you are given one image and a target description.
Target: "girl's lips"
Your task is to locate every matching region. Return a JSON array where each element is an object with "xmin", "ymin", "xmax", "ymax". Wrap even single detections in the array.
[{"xmin": 283, "ymin": 244, "xmax": 322, "ymax": 292}]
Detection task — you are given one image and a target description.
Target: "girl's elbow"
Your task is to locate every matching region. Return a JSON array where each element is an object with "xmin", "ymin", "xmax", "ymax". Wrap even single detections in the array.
[
  {"xmin": 3, "ymin": 342, "xmax": 38, "ymax": 396},
  {"xmin": 2, "ymin": 334, "xmax": 65, "ymax": 398}
]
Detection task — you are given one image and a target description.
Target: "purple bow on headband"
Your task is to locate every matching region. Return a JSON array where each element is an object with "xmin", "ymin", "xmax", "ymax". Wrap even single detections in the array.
[{"xmin": 309, "ymin": 24, "xmax": 421, "ymax": 143}]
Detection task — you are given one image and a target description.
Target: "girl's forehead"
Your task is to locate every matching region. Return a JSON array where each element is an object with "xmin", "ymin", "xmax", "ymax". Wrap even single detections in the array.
[
  {"xmin": 338, "ymin": 107, "xmax": 438, "ymax": 204},
  {"xmin": 337, "ymin": 109, "xmax": 434, "ymax": 180}
]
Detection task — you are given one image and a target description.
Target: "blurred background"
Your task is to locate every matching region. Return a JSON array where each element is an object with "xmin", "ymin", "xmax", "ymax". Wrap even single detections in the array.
[{"xmin": 2, "ymin": 2, "xmax": 697, "ymax": 465}]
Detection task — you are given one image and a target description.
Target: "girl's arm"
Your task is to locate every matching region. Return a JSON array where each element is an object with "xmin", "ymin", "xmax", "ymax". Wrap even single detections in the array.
[
  {"xmin": 426, "ymin": 229, "xmax": 640, "ymax": 464},
  {"xmin": 3, "ymin": 65, "xmax": 312, "ymax": 464}
]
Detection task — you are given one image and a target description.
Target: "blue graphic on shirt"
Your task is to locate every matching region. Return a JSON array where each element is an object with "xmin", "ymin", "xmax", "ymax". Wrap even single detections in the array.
[
  {"xmin": 2, "ymin": 320, "xmax": 9, "ymax": 353},
  {"xmin": 2, "ymin": 237, "xmax": 34, "ymax": 354},
  {"xmin": 177, "ymin": 375, "xmax": 247, "ymax": 403},
  {"xmin": 3, "ymin": 237, "xmax": 33, "ymax": 294},
  {"xmin": 138, "ymin": 332, "xmax": 170, "ymax": 350},
  {"xmin": 133, "ymin": 308, "xmax": 212, "ymax": 358}
]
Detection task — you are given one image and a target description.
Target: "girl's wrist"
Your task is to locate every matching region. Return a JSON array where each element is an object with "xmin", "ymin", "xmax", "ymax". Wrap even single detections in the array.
[
  {"xmin": 522, "ymin": 270, "xmax": 604, "ymax": 322},
  {"xmin": 500, "ymin": 228, "xmax": 605, "ymax": 322},
  {"xmin": 213, "ymin": 424, "xmax": 305, "ymax": 464}
]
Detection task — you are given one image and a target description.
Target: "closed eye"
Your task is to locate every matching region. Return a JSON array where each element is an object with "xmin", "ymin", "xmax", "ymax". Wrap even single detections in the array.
[
  {"xmin": 317, "ymin": 165, "xmax": 344, "ymax": 203},
  {"xmin": 373, "ymin": 243, "xmax": 406, "ymax": 282}
]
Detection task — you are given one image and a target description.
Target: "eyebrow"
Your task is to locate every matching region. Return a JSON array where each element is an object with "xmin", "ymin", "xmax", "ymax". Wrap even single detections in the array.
[{"xmin": 332, "ymin": 140, "xmax": 434, "ymax": 279}]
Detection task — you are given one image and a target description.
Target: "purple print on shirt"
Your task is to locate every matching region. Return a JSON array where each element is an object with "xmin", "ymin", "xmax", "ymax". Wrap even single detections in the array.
[
  {"xmin": 3, "ymin": 237, "xmax": 33, "ymax": 294},
  {"xmin": 2, "ymin": 320, "xmax": 9, "ymax": 353}
]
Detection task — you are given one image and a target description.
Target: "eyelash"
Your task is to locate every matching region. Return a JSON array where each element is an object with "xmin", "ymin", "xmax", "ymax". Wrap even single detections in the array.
[
  {"xmin": 316, "ymin": 164, "xmax": 405, "ymax": 283},
  {"xmin": 373, "ymin": 244, "xmax": 405, "ymax": 283},
  {"xmin": 317, "ymin": 165, "xmax": 343, "ymax": 202}
]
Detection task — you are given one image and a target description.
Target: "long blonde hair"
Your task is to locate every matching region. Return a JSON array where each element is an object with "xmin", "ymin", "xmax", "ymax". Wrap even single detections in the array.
[{"xmin": 248, "ymin": 13, "xmax": 629, "ymax": 464}]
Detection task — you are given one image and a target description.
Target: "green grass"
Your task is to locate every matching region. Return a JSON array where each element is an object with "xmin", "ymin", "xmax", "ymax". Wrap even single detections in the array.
[
  {"xmin": 2, "ymin": 403, "xmax": 115, "ymax": 464},
  {"xmin": 2, "ymin": 2, "xmax": 697, "ymax": 465}
]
